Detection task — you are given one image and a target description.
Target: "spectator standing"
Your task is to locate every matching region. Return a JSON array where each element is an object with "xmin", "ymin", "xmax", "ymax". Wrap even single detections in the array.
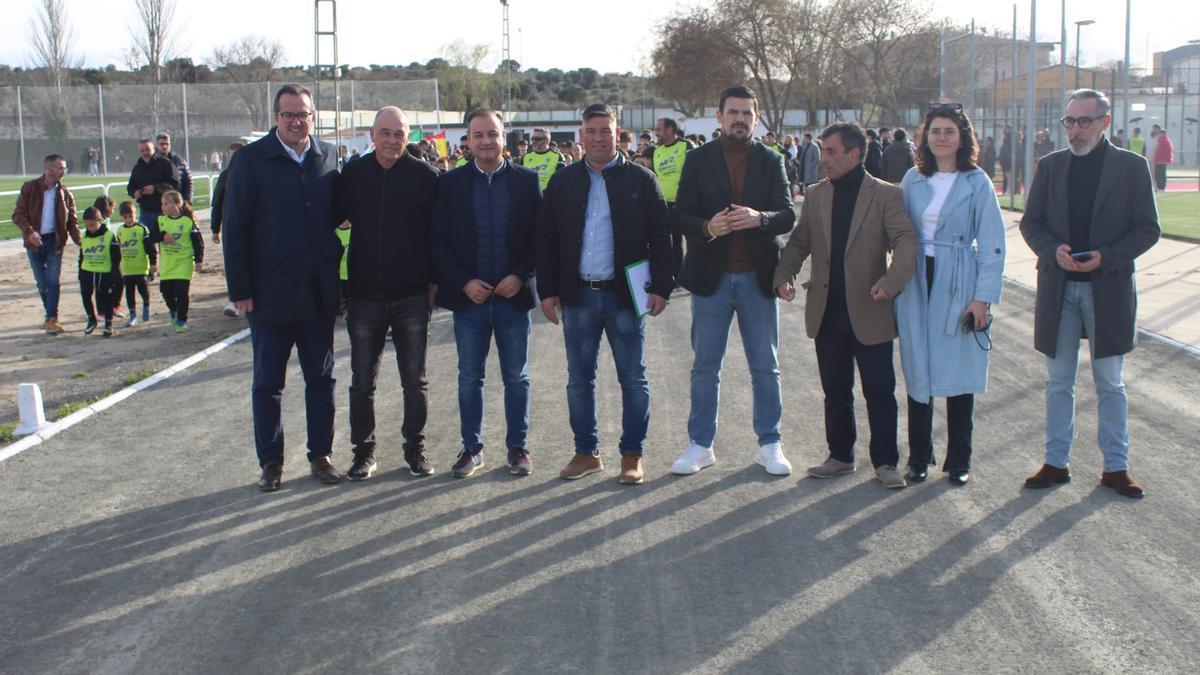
[
  {"xmin": 797, "ymin": 132, "xmax": 821, "ymax": 193},
  {"xmin": 1152, "ymin": 128, "xmax": 1173, "ymax": 192},
  {"xmin": 223, "ymin": 84, "xmax": 344, "ymax": 491},
  {"xmin": 156, "ymin": 133, "xmax": 193, "ymax": 203},
  {"xmin": 210, "ymin": 141, "xmax": 245, "ymax": 317},
  {"xmin": 12, "ymin": 154, "xmax": 82, "ymax": 334},
  {"xmin": 865, "ymin": 129, "xmax": 884, "ymax": 178},
  {"xmin": 880, "ymin": 128, "xmax": 915, "ymax": 183},
  {"xmin": 127, "ymin": 139, "xmax": 179, "ymax": 236}
]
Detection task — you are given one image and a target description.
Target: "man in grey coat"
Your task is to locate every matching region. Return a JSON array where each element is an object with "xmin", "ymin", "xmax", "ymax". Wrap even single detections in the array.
[
  {"xmin": 796, "ymin": 132, "xmax": 821, "ymax": 193},
  {"xmin": 1019, "ymin": 89, "xmax": 1160, "ymax": 499}
]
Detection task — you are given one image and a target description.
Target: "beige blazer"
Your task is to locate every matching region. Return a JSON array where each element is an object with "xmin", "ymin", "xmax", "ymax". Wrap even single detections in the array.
[{"xmin": 773, "ymin": 172, "xmax": 917, "ymax": 345}]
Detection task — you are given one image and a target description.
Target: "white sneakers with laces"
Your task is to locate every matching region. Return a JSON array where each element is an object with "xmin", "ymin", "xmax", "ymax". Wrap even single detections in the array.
[{"xmin": 671, "ymin": 442, "xmax": 716, "ymax": 475}]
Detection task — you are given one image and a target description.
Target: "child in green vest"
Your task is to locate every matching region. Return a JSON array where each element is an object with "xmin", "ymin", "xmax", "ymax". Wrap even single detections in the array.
[
  {"xmin": 78, "ymin": 206, "xmax": 122, "ymax": 337},
  {"xmin": 117, "ymin": 201, "xmax": 158, "ymax": 327},
  {"xmin": 156, "ymin": 190, "xmax": 204, "ymax": 333},
  {"xmin": 93, "ymin": 195, "xmax": 126, "ymax": 320},
  {"xmin": 336, "ymin": 220, "xmax": 351, "ymax": 318}
]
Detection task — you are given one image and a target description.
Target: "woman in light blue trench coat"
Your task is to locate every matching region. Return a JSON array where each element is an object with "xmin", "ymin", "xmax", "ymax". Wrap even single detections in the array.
[{"xmin": 896, "ymin": 105, "xmax": 1006, "ymax": 485}]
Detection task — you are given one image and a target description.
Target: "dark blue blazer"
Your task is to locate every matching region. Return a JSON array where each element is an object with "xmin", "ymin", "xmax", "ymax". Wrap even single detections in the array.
[
  {"xmin": 432, "ymin": 159, "xmax": 542, "ymax": 312},
  {"xmin": 222, "ymin": 129, "xmax": 341, "ymax": 323}
]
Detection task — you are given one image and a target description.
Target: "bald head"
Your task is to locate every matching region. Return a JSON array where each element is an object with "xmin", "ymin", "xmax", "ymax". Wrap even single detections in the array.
[{"xmin": 371, "ymin": 106, "xmax": 410, "ymax": 168}]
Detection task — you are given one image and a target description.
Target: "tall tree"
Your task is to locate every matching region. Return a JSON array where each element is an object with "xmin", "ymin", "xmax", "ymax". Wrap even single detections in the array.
[
  {"xmin": 28, "ymin": 0, "xmax": 79, "ymax": 92},
  {"xmin": 210, "ymin": 35, "xmax": 286, "ymax": 128},
  {"xmin": 650, "ymin": 8, "xmax": 743, "ymax": 117},
  {"xmin": 128, "ymin": 0, "xmax": 182, "ymax": 135}
]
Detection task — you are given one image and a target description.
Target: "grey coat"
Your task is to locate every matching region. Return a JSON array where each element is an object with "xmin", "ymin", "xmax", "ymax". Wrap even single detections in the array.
[{"xmin": 1018, "ymin": 142, "xmax": 1160, "ymax": 359}]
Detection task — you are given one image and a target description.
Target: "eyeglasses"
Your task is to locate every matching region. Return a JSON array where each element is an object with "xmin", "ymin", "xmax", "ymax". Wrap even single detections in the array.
[
  {"xmin": 929, "ymin": 102, "xmax": 963, "ymax": 112},
  {"xmin": 278, "ymin": 111, "xmax": 313, "ymax": 122},
  {"xmin": 1060, "ymin": 116, "xmax": 1102, "ymax": 129},
  {"xmin": 531, "ymin": 136, "xmax": 548, "ymax": 142}
]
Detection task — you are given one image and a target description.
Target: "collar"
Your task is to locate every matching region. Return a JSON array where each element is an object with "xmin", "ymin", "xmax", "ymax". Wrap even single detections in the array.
[
  {"xmin": 42, "ymin": 177, "xmax": 60, "ymax": 191},
  {"xmin": 473, "ymin": 157, "xmax": 509, "ymax": 178},
  {"xmin": 272, "ymin": 128, "xmax": 317, "ymax": 163},
  {"xmin": 585, "ymin": 153, "xmax": 622, "ymax": 176},
  {"xmin": 831, "ymin": 164, "xmax": 866, "ymax": 188},
  {"xmin": 1072, "ymin": 135, "xmax": 1110, "ymax": 161},
  {"xmin": 719, "ymin": 134, "xmax": 752, "ymax": 153}
]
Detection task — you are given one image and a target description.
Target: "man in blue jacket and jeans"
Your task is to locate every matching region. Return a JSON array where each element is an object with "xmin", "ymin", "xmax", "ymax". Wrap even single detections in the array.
[
  {"xmin": 223, "ymin": 84, "xmax": 344, "ymax": 491},
  {"xmin": 433, "ymin": 108, "xmax": 542, "ymax": 479}
]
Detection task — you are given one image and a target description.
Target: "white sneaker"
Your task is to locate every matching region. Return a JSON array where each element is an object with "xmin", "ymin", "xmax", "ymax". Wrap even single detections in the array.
[
  {"xmin": 671, "ymin": 442, "xmax": 715, "ymax": 475},
  {"xmin": 756, "ymin": 442, "xmax": 792, "ymax": 476}
]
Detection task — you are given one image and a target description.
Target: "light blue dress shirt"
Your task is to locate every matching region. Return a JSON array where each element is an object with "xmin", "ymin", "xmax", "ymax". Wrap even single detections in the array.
[{"xmin": 579, "ymin": 154, "xmax": 620, "ymax": 281}]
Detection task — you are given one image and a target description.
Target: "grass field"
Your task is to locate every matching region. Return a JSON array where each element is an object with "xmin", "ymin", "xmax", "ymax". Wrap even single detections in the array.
[
  {"xmin": 0, "ymin": 173, "xmax": 216, "ymax": 240},
  {"xmin": 996, "ymin": 191, "xmax": 1199, "ymax": 241}
]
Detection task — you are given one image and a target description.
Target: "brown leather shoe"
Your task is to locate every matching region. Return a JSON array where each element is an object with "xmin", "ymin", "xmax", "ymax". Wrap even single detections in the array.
[
  {"xmin": 258, "ymin": 460, "xmax": 283, "ymax": 492},
  {"xmin": 44, "ymin": 317, "xmax": 65, "ymax": 335},
  {"xmin": 1024, "ymin": 463, "xmax": 1071, "ymax": 489},
  {"xmin": 618, "ymin": 454, "xmax": 644, "ymax": 485},
  {"xmin": 1101, "ymin": 470, "xmax": 1145, "ymax": 499},
  {"xmin": 310, "ymin": 456, "xmax": 343, "ymax": 484},
  {"xmin": 559, "ymin": 453, "xmax": 603, "ymax": 480}
]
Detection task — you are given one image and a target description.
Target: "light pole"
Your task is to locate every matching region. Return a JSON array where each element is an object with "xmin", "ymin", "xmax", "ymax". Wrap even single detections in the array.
[{"xmin": 1074, "ymin": 19, "xmax": 1095, "ymax": 89}]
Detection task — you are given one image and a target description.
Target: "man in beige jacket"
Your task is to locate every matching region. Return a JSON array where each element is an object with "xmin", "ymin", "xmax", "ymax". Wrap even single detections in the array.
[{"xmin": 773, "ymin": 123, "xmax": 917, "ymax": 488}]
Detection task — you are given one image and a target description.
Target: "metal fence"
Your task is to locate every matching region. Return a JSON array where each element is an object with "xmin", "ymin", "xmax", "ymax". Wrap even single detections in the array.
[{"xmin": 0, "ymin": 79, "xmax": 441, "ymax": 177}]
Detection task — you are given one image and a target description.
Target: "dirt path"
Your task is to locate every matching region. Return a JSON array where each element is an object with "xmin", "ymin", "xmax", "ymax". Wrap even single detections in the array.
[{"xmin": 0, "ymin": 216, "xmax": 248, "ymax": 428}]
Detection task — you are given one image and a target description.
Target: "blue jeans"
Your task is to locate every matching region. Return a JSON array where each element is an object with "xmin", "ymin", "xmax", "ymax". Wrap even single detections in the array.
[
  {"xmin": 1044, "ymin": 281, "xmax": 1129, "ymax": 472},
  {"xmin": 248, "ymin": 316, "xmax": 336, "ymax": 467},
  {"xmin": 562, "ymin": 287, "xmax": 649, "ymax": 456},
  {"xmin": 688, "ymin": 271, "xmax": 782, "ymax": 448},
  {"xmin": 453, "ymin": 298, "xmax": 532, "ymax": 452},
  {"xmin": 26, "ymin": 232, "xmax": 62, "ymax": 319}
]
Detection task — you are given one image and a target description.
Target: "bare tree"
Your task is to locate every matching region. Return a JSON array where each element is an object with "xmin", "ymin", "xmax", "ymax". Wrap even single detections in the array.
[
  {"xmin": 834, "ymin": 0, "xmax": 936, "ymax": 125},
  {"xmin": 128, "ymin": 0, "xmax": 182, "ymax": 134},
  {"xmin": 210, "ymin": 35, "xmax": 286, "ymax": 128},
  {"xmin": 28, "ymin": 0, "xmax": 79, "ymax": 92},
  {"xmin": 713, "ymin": 0, "xmax": 797, "ymax": 134},
  {"xmin": 650, "ymin": 8, "xmax": 743, "ymax": 117}
]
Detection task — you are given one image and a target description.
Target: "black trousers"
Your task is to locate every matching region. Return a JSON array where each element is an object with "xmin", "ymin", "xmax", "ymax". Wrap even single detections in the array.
[
  {"xmin": 906, "ymin": 257, "xmax": 976, "ymax": 471},
  {"xmin": 124, "ymin": 275, "xmax": 150, "ymax": 311},
  {"xmin": 160, "ymin": 279, "xmax": 190, "ymax": 322},
  {"xmin": 79, "ymin": 271, "xmax": 117, "ymax": 322},
  {"xmin": 346, "ymin": 295, "xmax": 430, "ymax": 456},
  {"xmin": 814, "ymin": 302, "xmax": 899, "ymax": 468},
  {"xmin": 667, "ymin": 202, "xmax": 684, "ymax": 283},
  {"xmin": 1154, "ymin": 163, "xmax": 1168, "ymax": 191}
]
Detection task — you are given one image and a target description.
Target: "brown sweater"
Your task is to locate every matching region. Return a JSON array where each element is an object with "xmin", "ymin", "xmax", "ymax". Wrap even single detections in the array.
[{"xmin": 720, "ymin": 135, "xmax": 754, "ymax": 272}]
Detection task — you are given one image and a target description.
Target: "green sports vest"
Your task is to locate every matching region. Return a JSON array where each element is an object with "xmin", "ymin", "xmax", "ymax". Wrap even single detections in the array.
[
  {"xmin": 766, "ymin": 143, "xmax": 784, "ymax": 156},
  {"xmin": 118, "ymin": 224, "xmax": 150, "ymax": 276},
  {"xmin": 336, "ymin": 227, "xmax": 351, "ymax": 281},
  {"xmin": 653, "ymin": 141, "xmax": 689, "ymax": 203},
  {"xmin": 158, "ymin": 214, "xmax": 196, "ymax": 281},
  {"xmin": 1128, "ymin": 137, "xmax": 1145, "ymax": 156},
  {"xmin": 456, "ymin": 156, "xmax": 469, "ymax": 168},
  {"xmin": 80, "ymin": 230, "xmax": 115, "ymax": 273},
  {"xmin": 522, "ymin": 150, "xmax": 561, "ymax": 191}
]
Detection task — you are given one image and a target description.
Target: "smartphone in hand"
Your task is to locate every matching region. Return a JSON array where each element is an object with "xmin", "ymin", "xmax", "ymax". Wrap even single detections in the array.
[{"xmin": 1070, "ymin": 250, "xmax": 1094, "ymax": 262}]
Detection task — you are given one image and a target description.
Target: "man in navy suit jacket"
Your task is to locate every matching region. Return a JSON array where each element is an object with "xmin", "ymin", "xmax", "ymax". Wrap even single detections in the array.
[{"xmin": 432, "ymin": 108, "xmax": 542, "ymax": 479}]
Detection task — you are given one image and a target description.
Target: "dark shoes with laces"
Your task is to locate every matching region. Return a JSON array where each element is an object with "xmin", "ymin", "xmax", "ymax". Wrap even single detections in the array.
[{"xmin": 347, "ymin": 454, "xmax": 377, "ymax": 481}]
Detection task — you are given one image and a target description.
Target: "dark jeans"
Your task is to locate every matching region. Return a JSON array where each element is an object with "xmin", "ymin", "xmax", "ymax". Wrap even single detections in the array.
[
  {"xmin": 160, "ymin": 279, "xmax": 191, "ymax": 322},
  {"xmin": 453, "ymin": 298, "xmax": 531, "ymax": 453},
  {"xmin": 346, "ymin": 295, "xmax": 429, "ymax": 456},
  {"xmin": 1154, "ymin": 163, "xmax": 1168, "ymax": 191},
  {"xmin": 249, "ymin": 315, "xmax": 336, "ymax": 467},
  {"xmin": 562, "ymin": 287, "xmax": 649, "ymax": 457},
  {"xmin": 814, "ymin": 304, "xmax": 898, "ymax": 468},
  {"xmin": 908, "ymin": 394, "xmax": 975, "ymax": 472},
  {"xmin": 124, "ymin": 275, "xmax": 151, "ymax": 311},
  {"xmin": 27, "ymin": 232, "xmax": 62, "ymax": 319},
  {"xmin": 79, "ymin": 270, "xmax": 117, "ymax": 322}
]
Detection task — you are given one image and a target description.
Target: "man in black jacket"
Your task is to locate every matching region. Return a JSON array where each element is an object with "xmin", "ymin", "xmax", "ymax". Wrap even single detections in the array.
[
  {"xmin": 127, "ymin": 138, "xmax": 179, "ymax": 235},
  {"xmin": 879, "ymin": 128, "xmax": 915, "ymax": 183},
  {"xmin": 535, "ymin": 103, "xmax": 673, "ymax": 486},
  {"xmin": 156, "ymin": 133, "xmax": 193, "ymax": 203},
  {"xmin": 864, "ymin": 128, "xmax": 884, "ymax": 177},
  {"xmin": 336, "ymin": 106, "xmax": 440, "ymax": 481},
  {"xmin": 210, "ymin": 141, "xmax": 244, "ymax": 317},
  {"xmin": 433, "ymin": 109, "xmax": 542, "ymax": 479},
  {"xmin": 223, "ymin": 84, "xmax": 343, "ymax": 491},
  {"xmin": 669, "ymin": 84, "xmax": 796, "ymax": 478}
]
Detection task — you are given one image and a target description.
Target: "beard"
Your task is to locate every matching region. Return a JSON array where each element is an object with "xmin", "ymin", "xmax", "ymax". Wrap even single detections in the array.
[{"xmin": 1068, "ymin": 133, "xmax": 1100, "ymax": 157}]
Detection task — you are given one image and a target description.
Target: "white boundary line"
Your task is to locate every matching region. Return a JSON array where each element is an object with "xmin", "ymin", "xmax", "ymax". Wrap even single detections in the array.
[
  {"xmin": 1005, "ymin": 276, "xmax": 1200, "ymax": 358},
  {"xmin": 0, "ymin": 327, "xmax": 250, "ymax": 463}
]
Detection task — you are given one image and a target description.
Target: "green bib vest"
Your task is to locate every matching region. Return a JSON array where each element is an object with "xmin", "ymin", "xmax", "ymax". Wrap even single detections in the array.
[
  {"xmin": 118, "ymin": 224, "xmax": 150, "ymax": 276},
  {"xmin": 1128, "ymin": 137, "xmax": 1145, "ymax": 156},
  {"xmin": 80, "ymin": 230, "xmax": 115, "ymax": 273},
  {"xmin": 158, "ymin": 214, "xmax": 196, "ymax": 281},
  {"xmin": 766, "ymin": 143, "xmax": 784, "ymax": 156},
  {"xmin": 653, "ymin": 141, "xmax": 689, "ymax": 203},
  {"xmin": 523, "ymin": 150, "xmax": 560, "ymax": 191},
  {"xmin": 455, "ymin": 156, "xmax": 470, "ymax": 168},
  {"xmin": 336, "ymin": 227, "xmax": 351, "ymax": 281}
]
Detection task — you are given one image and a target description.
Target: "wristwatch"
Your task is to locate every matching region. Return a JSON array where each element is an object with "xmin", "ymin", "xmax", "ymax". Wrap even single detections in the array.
[{"xmin": 759, "ymin": 212, "xmax": 769, "ymax": 229}]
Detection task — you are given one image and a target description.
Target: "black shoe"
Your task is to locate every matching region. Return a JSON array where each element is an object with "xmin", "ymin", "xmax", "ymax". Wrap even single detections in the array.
[
  {"xmin": 906, "ymin": 465, "xmax": 928, "ymax": 483},
  {"xmin": 310, "ymin": 456, "xmax": 343, "ymax": 484},
  {"xmin": 84, "ymin": 320, "xmax": 98, "ymax": 335},
  {"xmin": 405, "ymin": 449, "xmax": 434, "ymax": 477},
  {"xmin": 102, "ymin": 323, "xmax": 113, "ymax": 337},
  {"xmin": 347, "ymin": 454, "xmax": 377, "ymax": 481},
  {"xmin": 947, "ymin": 469, "xmax": 970, "ymax": 486},
  {"xmin": 258, "ymin": 460, "xmax": 283, "ymax": 492}
]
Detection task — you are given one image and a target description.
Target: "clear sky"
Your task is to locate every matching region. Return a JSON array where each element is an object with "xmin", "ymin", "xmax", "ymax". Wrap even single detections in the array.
[{"xmin": 4, "ymin": 0, "xmax": 1198, "ymax": 75}]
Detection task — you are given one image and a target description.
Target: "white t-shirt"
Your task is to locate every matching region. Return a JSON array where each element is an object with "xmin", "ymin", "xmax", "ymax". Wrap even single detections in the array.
[
  {"xmin": 41, "ymin": 185, "xmax": 58, "ymax": 235},
  {"xmin": 921, "ymin": 171, "xmax": 959, "ymax": 257}
]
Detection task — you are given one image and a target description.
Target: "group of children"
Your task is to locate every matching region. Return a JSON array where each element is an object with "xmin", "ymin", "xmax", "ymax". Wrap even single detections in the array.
[{"xmin": 78, "ymin": 191, "xmax": 204, "ymax": 337}]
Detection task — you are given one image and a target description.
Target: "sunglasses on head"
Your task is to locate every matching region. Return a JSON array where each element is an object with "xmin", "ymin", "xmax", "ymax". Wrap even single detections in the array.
[{"xmin": 928, "ymin": 102, "xmax": 964, "ymax": 112}]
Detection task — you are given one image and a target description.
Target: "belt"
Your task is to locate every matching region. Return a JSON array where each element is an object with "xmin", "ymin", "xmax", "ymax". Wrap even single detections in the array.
[
  {"xmin": 919, "ymin": 238, "xmax": 974, "ymax": 337},
  {"xmin": 580, "ymin": 278, "xmax": 616, "ymax": 291}
]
